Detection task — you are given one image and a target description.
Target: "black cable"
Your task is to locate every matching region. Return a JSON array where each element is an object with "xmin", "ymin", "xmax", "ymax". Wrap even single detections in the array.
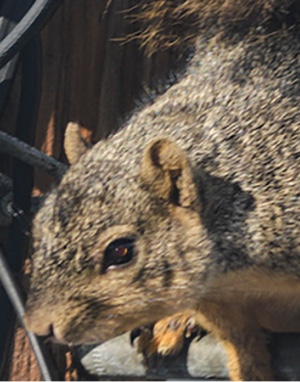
[
  {"xmin": 0, "ymin": 0, "xmax": 63, "ymax": 115},
  {"xmin": 0, "ymin": 131, "xmax": 67, "ymax": 180},
  {"xmin": 2, "ymin": 17, "xmax": 51, "ymax": 382},
  {"xmin": 0, "ymin": 1, "xmax": 33, "ymax": 378},
  {"xmin": 0, "ymin": 0, "xmax": 63, "ymax": 70},
  {"xmin": 0, "ymin": 0, "xmax": 64, "ymax": 379},
  {"xmin": 0, "ymin": 0, "xmax": 31, "ymax": 118},
  {"xmin": 0, "ymin": 10, "xmax": 37, "ymax": 378}
]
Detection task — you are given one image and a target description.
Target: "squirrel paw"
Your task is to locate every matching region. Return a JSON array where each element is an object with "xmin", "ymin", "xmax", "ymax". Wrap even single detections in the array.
[{"xmin": 131, "ymin": 312, "xmax": 205, "ymax": 361}]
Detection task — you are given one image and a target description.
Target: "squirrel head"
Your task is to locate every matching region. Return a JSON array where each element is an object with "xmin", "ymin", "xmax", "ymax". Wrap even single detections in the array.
[{"xmin": 24, "ymin": 128, "xmax": 211, "ymax": 345}]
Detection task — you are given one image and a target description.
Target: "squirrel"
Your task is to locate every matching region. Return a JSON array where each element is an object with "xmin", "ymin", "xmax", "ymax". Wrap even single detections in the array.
[{"xmin": 24, "ymin": 0, "xmax": 300, "ymax": 380}]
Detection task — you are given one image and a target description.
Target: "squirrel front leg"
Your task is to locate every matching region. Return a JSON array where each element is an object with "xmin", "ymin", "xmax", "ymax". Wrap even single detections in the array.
[
  {"xmin": 198, "ymin": 301, "xmax": 274, "ymax": 381},
  {"xmin": 221, "ymin": 330, "xmax": 273, "ymax": 381},
  {"xmin": 133, "ymin": 306, "xmax": 274, "ymax": 381}
]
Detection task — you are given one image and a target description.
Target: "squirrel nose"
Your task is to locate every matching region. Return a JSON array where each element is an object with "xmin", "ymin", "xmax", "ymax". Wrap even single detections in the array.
[
  {"xmin": 24, "ymin": 311, "xmax": 54, "ymax": 338},
  {"xmin": 24, "ymin": 311, "xmax": 68, "ymax": 344}
]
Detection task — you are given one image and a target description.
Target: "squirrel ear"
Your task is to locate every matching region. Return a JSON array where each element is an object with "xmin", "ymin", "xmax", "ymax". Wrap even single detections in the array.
[
  {"xmin": 64, "ymin": 122, "xmax": 91, "ymax": 164},
  {"xmin": 140, "ymin": 138, "xmax": 197, "ymax": 207}
]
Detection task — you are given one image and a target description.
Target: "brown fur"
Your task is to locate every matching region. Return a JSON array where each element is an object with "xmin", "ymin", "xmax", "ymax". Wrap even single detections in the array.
[
  {"xmin": 64, "ymin": 122, "xmax": 91, "ymax": 165},
  {"xmin": 25, "ymin": 0, "xmax": 300, "ymax": 380},
  {"xmin": 129, "ymin": 0, "xmax": 299, "ymax": 54}
]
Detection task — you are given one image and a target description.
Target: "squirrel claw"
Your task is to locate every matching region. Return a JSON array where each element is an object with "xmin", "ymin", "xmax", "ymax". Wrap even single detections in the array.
[
  {"xmin": 130, "ymin": 324, "xmax": 155, "ymax": 356},
  {"xmin": 131, "ymin": 312, "xmax": 206, "ymax": 362}
]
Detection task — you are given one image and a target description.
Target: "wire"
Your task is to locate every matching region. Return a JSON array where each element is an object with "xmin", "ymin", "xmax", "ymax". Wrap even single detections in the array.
[
  {"xmin": 0, "ymin": 130, "xmax": 68, "ymax": 180},
  {"xmin": 0, "ymin": 0, "xmax": 64, "ymax": 379},
  {"xmin": 0, "ymin": 246, "xmax": 58, "ymax": 381},
  {"xmin": 0, "ymin": 0, "xmax": 63, "ymax": 70}
]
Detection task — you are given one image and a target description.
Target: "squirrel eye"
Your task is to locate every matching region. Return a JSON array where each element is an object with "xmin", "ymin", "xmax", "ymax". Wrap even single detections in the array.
[{"xmin": 102, "ymin": 237, "xmax": 136, "ymax": 272}]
